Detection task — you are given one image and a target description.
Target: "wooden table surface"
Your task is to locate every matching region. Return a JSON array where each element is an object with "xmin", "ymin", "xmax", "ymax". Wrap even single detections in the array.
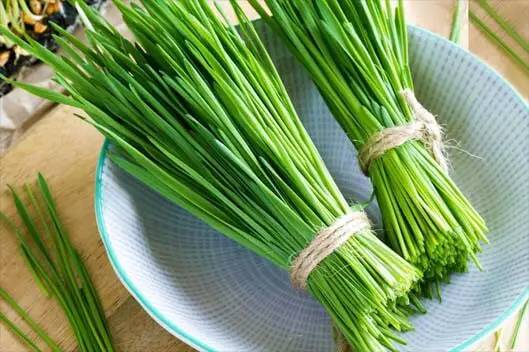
[{"xmin": 1, "ymin": 1, "xmax": 527, "ymax": 351}]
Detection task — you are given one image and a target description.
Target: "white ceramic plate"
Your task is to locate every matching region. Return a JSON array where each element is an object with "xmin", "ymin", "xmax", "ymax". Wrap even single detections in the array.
[{"xmin": 95, "ymin": 24, "xmax": 529, "ymax": 351}]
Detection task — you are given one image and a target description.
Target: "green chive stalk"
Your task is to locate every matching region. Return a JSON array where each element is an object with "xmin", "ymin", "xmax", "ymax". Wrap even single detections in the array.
[
  {"xmin": 250, "ymin": 0, "xmax": 489, "ymax": 298},
  {"xmin": 1, "ymin": 1, "xmax": 422, "ymax": 349},
  {"xmin": 1, "ymin": 174, "xmax": 114, "ymax": 352}
]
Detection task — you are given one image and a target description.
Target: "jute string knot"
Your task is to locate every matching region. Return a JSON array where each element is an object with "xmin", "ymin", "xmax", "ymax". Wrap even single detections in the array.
[
  {"xmin": 290, "ymin": 211, "xmax": 370, "ymax": 290},
  {"xmin": 358, "ymin": 88, "xmax": 448, "ymax": 175}
]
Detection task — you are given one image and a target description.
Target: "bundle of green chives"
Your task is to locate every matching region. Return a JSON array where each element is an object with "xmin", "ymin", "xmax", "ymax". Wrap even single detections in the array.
[
  {"xmin": 250, "ymin": 0, "xmax": 489, "ymax": 298},
  {"xmin": 1, "ymin": 1, "xmax": 422, "ymax": 349},
  {"xmin": 1, "ymin": 174, "xmax": 113, "ymax": 352}
]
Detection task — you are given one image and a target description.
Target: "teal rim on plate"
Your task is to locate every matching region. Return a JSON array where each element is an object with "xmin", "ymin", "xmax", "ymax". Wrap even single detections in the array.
[{"xmin": 94, "ymin": 23, "xmax": 529, "ymax": 352}]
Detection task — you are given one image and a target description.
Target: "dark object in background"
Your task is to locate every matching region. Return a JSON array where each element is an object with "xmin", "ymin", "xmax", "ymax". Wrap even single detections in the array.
[
  {"xmin": 0, "ymin": 51, "xmax": 28, "ymax": 95},
  {"xmin": 0, "ymin": 0, "xmax": 106, "ymax": 97}
]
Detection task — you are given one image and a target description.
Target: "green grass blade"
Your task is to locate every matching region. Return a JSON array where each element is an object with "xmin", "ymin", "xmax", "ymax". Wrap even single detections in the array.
[
  {"xmin": 19, "ymin": 246, "xmax": 51, "ymax": 298},
  {"xmin": 0, "ymin": 288, "xmax": 61, "ymax": 351},
  {"xmin": 476, "ymin": 0, "xmax": 529, "ymax": 54},
  {"xmin": 71, "ymin": 251, "xmax": 114, "ymax": 351},
  {"xmin": 7, "ymin": 186, "xmax": 56, "ymax": 269},
  {"xmin": 470, "ymin": 10, "xmax": 529, "ymax": 75},
  {"xmin": 73, "ymin": 251, "xmax": 113, "ymax": 348},
  {"xmin": 0, "ymin": 75, "xmax": 83, "ymax": 108},
  {"xmin": 510, "ymin": 298, "xmax": 529, "ymax": 349},
  {"xmin": 449, "ymin": 0, "xmax": 462, "ymax": 43},
  {"xmin": 0, "ymin": 313, "xmax": 42, "ymax": 352}
]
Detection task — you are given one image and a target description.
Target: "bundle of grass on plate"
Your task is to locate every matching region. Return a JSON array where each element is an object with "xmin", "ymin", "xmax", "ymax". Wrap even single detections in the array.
[
  {"xmin": 1, "ymin": 0, "xmax": 423, "ymax": 350},
  {"xmin": 250, "ymin": 0, "xmax": 488, "ymax": 298}
]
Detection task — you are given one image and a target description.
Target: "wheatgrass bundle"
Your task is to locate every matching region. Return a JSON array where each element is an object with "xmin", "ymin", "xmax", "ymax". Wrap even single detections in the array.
[
  {"xmin": 250, "ymin": 0, "xmax": 489, "ymax": 298},
  {"xmin": 1, "ymin": 0, "xmax": 423, "ymax": 350}
]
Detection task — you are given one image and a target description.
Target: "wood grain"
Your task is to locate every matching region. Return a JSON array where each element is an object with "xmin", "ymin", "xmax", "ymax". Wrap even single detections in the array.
[{"xmin": 1, "ymin": 1, "xmax": 527, "ymax": 351}]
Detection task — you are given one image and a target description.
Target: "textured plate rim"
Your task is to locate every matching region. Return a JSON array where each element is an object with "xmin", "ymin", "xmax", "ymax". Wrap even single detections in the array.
[{"xmin": 93, "ymin": 24, "xmax": 529, "ymax": 352}]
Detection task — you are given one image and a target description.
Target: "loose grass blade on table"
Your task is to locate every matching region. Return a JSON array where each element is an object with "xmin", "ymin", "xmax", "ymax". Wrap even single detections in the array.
[
  {"xmin": 0, "ymin": 288, "xmax": 59, "ymax": 352},
  {"xmin": 469, "ymin": 10, "xmax": 529, "ymax": 75},
  {"xmin": 250, "ymin": 0, "xmax": 488, "ymax": 299},
  {"xmin": 510, "ymin": 299, "xmax": 529, "ymax": 349},
  {"xmin": 0, "ymin": 312, "xmax": 41, "ymax": 352},
  {"xmin": 475, "ymin": 0, "xmax": 529, "ymax": 55},
  {"xmin": 1, "ymin": 174, "xmax": 114, "ymax": 352},
  {"xmin": 1, "ymin": 0, "xmax": 422, "ymax": 350},
  {"xmin": 449, "ymin": 0, "xmax": 463, "ymax": 43}
]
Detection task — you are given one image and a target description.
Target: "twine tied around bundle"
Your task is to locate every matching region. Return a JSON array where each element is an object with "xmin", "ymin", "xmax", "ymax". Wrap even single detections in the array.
[
  {"xmin": 358, "ymin": 88, "xmax": 448, "ymax": 175},
  {"xmin": 290, "ymin": 211, "xmax": 370, "ymax": 290}
]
